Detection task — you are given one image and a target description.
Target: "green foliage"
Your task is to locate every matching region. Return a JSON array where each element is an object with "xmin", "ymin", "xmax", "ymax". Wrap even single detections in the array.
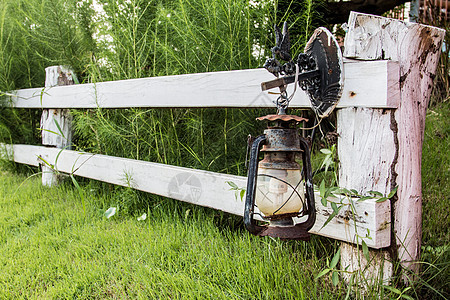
[
  {"xmin": 66, "ymin": 0, "xmax": 320, "ymax": 181},
  {"xmin": 0, "ymin": 0, "xmax": 319, "ymax": 178},
  {"xmin": 0, "ymin": 0, "xmax": 96, "ymax": 144}
]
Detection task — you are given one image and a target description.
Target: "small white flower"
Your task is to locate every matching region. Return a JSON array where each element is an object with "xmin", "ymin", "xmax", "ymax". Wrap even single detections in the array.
[{"xmin": 137, "ymin": 213, "xmax": 147, "ymax": 221}]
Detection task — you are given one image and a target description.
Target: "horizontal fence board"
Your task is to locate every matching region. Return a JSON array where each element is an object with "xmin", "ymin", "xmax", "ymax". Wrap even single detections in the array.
[
  {"xmin": 9, "ymin": 60, "xmax": 399, "ymax": 109},
  {"xmin": 1, "ymin": 144, "xmax": 390, "ymax": 248}
]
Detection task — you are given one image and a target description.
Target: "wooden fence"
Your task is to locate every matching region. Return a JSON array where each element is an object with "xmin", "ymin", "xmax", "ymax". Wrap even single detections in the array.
[
  {"xmin": 1, "ymin": 12, "xmax": 445, "ymax": 282},
  {"xmin": 386, "ymin": 1, "xmax": 449, "ymax": 21},
  {"xmin": 421, "ymin": 0, "xmax": 450, "ymax": 21}
]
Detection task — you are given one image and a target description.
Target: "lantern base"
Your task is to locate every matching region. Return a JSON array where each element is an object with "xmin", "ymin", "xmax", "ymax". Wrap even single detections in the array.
[
  {"xmin": 258, "ymin": 222, "xmax": 312, "ymax": 241},
  {"xmin": 269, "ymin": 218, "xmax": 294, "ymax": 227}
]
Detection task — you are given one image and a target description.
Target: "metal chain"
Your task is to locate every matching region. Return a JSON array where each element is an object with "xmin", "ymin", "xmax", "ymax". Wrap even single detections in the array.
[{"xmin": 272, "ymin": 64, "xmax": 300, "ymax": 112}]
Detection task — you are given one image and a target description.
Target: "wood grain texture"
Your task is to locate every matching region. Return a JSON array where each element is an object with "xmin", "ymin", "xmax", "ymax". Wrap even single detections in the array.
[
  {"xmin": 41, "ymin": 66, "xmax": 74, "ymax": 187},
  {"xmin": 338, "ymin": 107, "xmax": 396, "ymax": 196},
  {"xmin": 1, "ymin": 143, "xmax": 391, "ymax": 249},
  {"xmin": 40, "ymin": 109, "xmax": 72, "ymax": 148},
  {"xmin": 9, "ymin": 61, "xmax": 399, "ymax": 109},
  {"xmin": 343, "ymin": 11, "xmax": 445, "ymax": 279},
  {"xmin": 337, "ymin": 107, "xmax": 395, "ymax": 283}
]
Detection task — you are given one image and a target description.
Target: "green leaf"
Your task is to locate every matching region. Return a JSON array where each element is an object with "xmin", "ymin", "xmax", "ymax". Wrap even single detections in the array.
[
  {"xmin": 368, "ymin": 190, "xmax": 383, "ymax": 197},
  {"xmin": 383, "ymin": 285, "xmax": 402, "ymax": 295},
  {"xmin": 320, "ymin": 149, "xmax": 332, "ymax": 155},
  {"xmin": 340, "ymin": 188, "xmax": 351, "ymax": 195},
  {"xmin": 53, "ymin": 119, "xmax": 66, "ymax": 139},
  {"xmin": 39, "ymin": 88, "xmax": 45, "ymax": 106},
  {"xmin": 330, "ymin": 248, "xmax": 341, "ymax": 268},
  {"xmin": 315, "ymin": 268, "xmax": 331, "ymax": 279},
  {"xmin": 72, "ymin": 73, "xmax": 80, "ymax": 84},
  {"xmin": 38, "ymin": 156, "xmax": 54, "ymax": 169},
  {"xmin": 357, "ymin": 196, "xmax": 373, "ymax": 202},
  {"xmin": 331, "ymin": 202, "xmax": 339, "ymax": 214},
  {"xmin": 362, "ymin": 240, "xmax": 370, "ymax": 261},
  {"xmin": 226, "ymin": 181, "xmax": 238, "ymax": 189},
  {"xmin": 323, "ymin": 157, "xmax": 333, "ymax": 172},
  {"xmin": 376, "ymin": 197, "xmax": 388, "ymax": 203},
  {"xmin": 387, "ymin": 186, "xmax": 398, "ymax": 198},
  {"xmin": 321, "ymin": 211, "xmax": 337, "ymax": 230},
  {"xmin": 327, "ymin": 187, "xmax": 338, "ymax": 198},
  {"xmin": 324, "ymin": 187, "xmax": 333, "ymax": 200},
  {"xmin": 240, "ymin": 189, "xmax": 246, "ymax": 201},
  {"xmin": 331, "ymin": 271, "xmax": 339, "ymax": 286},
  {"xmin": 40, "ymin": 128, "xmax": 61, "ymax": 136},
  {"xmin": 70, "ymin": 174, "xmax": 81, "ymax": 190},
  {"xmin": 350, "ymin": 189, "xmax": 359, "ymax": 196},
  {"xmin": 319, "ymin": 180, "xmax": 326, "ymax": 198},
  {"xmin": 401, "ymin": 295, "xmax": 414, "ymax": 300}
]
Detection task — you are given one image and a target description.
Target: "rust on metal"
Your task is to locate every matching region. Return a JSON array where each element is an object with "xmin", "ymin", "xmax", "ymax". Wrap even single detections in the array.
[
  {"xmin": 261, "ymin": 77, "xmax": 286, "ymax": 91},
  {"xmin": 264, "ymin": 212, "xmax": 299, "ymax": 220},
  {"xmin": 259, "ymin": 153, "xmax": 301, "ymax": 169},
  {"xmin": 256, "ymin": 114, "xmax": 308, "ymax": 123},
  {"xmin": 260, "ymin": 128, "xmax": 303, "ymax": 152}
]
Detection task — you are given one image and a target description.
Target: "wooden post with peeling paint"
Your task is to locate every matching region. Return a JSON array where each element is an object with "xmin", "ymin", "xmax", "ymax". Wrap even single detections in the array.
[
  {"xmin": 41, "ymin": 66, "xmax": 75, "ymax": 187},
  {"xmin": 338, "ymin": 12, "xmax": 445, "ymax": 283}
]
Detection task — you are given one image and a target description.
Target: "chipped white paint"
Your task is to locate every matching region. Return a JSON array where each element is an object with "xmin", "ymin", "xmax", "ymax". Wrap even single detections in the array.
[
  {"xmin": 337, "ymin": 107, "xmax": 395, "ymax": 284},
  {"xmin": 340, "ymin": 242, "xmax": 392, "ymax": 285},
  {"xmin": 1, "ymin": 143, "xmax": 391, "ymax": 249},
  {"xmin": 40, "ymin": 66, "xmax": 74, "ymax": 187},
  {"xmin": 10, "ymin": 61, "xmax": 399, "ymax": 109},
  {"xmin": 342, "ymin": 12, "xmax": 445, "ymax": 281},
  {"xmin": 338, "ymin": 108, "xmax": 396, "ymax": 196},
  {"xmin": 40, "ymin": 109, "xmax": 72, "ymax": 148}
]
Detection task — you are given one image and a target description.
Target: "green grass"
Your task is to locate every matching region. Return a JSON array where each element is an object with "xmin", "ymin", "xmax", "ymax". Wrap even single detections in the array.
[
  {"xmin": 422, "ymin": 102, "xmax": 449, "ymax": 247},
  {"xmin": 419, "ymin": 102, "xmax": 449, "ymax": 299},
  {"xmin": 0, "ymin": 171, "xmax": 345, "ymax": 299},
  {"xmin": 1, "ymin": 104, "xmax": 448, "ymax": 299}
]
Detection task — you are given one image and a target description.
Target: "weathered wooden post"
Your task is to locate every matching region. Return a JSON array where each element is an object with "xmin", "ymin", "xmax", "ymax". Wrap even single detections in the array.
[
  {"xmin": 40, "ymin": 66, "xmax": 75, "ymax": 186},
  {"xmin": 338, "ymin": 12, "xmax": 445, "ymax": 282}
]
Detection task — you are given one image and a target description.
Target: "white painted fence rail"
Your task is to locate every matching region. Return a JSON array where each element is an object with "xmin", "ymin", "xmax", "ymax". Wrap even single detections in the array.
[
  {"xmin": 1, "ymin": 143, "xmax": 390, "ymax": 249},
  {"xmin": 9, "ymin": 60, "xmax": 399, "ymax": 109}
]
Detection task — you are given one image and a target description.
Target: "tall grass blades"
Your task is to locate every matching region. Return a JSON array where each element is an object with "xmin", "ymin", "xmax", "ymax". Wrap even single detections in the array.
[
  {"xmin": 72, "ymin": 0, "xmax": 313, "ymax": 179},
  {"xmin": 0, "ymin": 0, "xmax": 96, "ymax": 145}
]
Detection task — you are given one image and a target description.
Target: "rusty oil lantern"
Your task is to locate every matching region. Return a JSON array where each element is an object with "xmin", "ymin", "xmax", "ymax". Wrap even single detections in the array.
[{"xmin": 244, "ymin": 25, "xmax": 343, "ymax": 240}]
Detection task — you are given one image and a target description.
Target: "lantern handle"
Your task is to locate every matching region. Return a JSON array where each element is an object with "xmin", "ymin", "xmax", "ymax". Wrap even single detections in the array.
[
  {"xmin": 244, "ymin": 134, "xmax": 267, "ymax": 235},
  {"xmin": 299, "ymin": 137, "xmax": 316, "ymax": 230}
]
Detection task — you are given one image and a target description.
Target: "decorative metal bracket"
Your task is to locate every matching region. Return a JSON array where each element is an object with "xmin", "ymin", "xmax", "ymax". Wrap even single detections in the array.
[{"xmin": 262, "ymin": 24, "xmax": 344, "ymax": 118}]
